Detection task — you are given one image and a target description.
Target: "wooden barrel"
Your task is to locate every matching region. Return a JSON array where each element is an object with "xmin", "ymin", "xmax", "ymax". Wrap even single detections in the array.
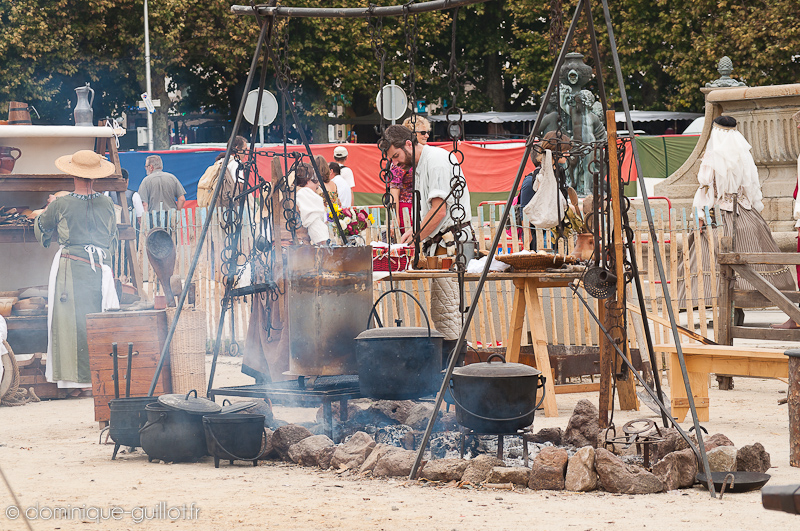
[{"xmin": 8, "ymin": 101, "xmax": 31, "ymax": 125}]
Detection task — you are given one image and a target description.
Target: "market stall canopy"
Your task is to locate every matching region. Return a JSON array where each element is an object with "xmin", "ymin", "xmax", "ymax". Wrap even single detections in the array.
[{"xmin": 425, "ymin": 110, "xmax": 701, "ymax": 123}]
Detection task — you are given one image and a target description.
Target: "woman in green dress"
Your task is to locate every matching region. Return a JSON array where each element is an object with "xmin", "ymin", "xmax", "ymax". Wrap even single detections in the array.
[{"xmin": 35, "ymin": 150, "xmax": 119, "ymax": 396}]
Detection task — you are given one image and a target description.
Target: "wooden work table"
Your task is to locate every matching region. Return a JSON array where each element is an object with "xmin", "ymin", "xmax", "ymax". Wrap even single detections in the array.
[{"xmin": 378, "ymin": 269, "xmax": 584, "ymax": 417}]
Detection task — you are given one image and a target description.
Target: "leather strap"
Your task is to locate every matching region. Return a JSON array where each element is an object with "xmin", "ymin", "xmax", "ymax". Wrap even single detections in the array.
[{"xmin": 61, "ymin": 253, "xmax": 92, "ymax": 265}]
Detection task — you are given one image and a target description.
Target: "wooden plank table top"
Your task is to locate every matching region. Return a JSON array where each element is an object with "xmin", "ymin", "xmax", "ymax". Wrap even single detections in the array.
[
  {"xmin": 380, "ymin": 270, "xmax": 582, "ymax": 284},
  {"xmin": 654, "ymin": 343, "xmax": 788, "ymax": 422}
]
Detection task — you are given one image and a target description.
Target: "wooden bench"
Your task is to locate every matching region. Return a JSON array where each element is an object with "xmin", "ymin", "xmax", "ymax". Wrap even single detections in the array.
[{"xmin": 654, "ymin": 344, "xmax": 787, "ymax": 422}]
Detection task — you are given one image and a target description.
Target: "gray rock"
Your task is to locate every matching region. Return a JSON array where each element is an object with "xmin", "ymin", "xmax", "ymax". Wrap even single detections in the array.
[
  {"xmin": 486, "ymin": 466, "xmax": 530, "ymax": 486},
  {"xmin": 563, "ymin": 399, "xmax": 599, "ymax": 448},
  {"xmin": 652, "ymin": 448, "xmax": 697, "ymax": 490},
  {"xmin": 359, "ymin": 443, "xmax": 395, "ymax": 474},
  {"xmin": 315, "ymin": 402, "xmax": 362, "ymax": 424},
  {"xmin": 372, "ymin": 448, "xmax": 419, "ymax": 477},
  {"xmin": 654, "ymin": 428, "xmax": 690, "ymax": 461},
  {"xmin": 317, "ymin": 446, "xmax": 336, "ymax": 470},
  {"xmin": 439, "ymin": 412, "xmax": 459, "ymax": 432},
  {"xmin": 565, "ymin": 446, "xmax": 597, "ymax": 492},
  {"xmin": 420, "ymin": 458, "xmax": 469, "ymax": 482},
  {"xmin": 461, "ymin": 454, "xmax": 506, "ymax": 485},
  {"xmin": 691, "ymin": 433, "xmax": 735, "ymax": 451},
  {"xmin": 595, "ymin": 448, "xmax": 664, "ymax": 494},
  {"xmin": 330, "ymin": 431, "xmax": 376, "ymax": 471},
  {"xmin": 242, "ymin": 399, "xmax": 274, "ymax": 425},
  {"xmin": 530, "ymin": 427, "xmax": 563, "ymax": 446},
  {"xmin": 404, "ymin": 403, "xmax": 439, "ymax": 431},
  {"xmin": 271, "ymin": 424, "xmax": 314, "ymax": 460},
  {"xmin": 529, "ymin": 447, "xmax": 568, "ymax": 491},
  {"xmin": 367, "ymin": 400, "xmax": 416, "ymax": 424},
  {"xmin": 287, "ymin": 434, "xmax": 334, "ymax": 467},
  {"xmin": 736, "ymin": 443, "xmax": 771, "ymax": 473},
  {"xmin": 707, "ymin": 446, "xmax": 737, "ymax": 473}
]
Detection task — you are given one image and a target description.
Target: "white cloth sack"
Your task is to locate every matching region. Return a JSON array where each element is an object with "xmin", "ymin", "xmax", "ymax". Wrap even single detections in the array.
[
  {"xmin": 466, "ymin": 255, "xmax": 510, "ymax": 274},
  {"xmin": 523, "ymin": 149, "xmax": 566, "ymax": 228}
]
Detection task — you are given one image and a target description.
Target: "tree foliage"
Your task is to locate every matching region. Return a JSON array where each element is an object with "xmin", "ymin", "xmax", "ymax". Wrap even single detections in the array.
[{"xmin": 0, "ymin": 0, "xmax": 798, "ymax": 145}]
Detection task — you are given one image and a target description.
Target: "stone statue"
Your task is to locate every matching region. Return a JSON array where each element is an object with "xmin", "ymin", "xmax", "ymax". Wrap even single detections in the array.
[{"xmin": 705, "ymin": 56, "xmax": 747, "ymax": 88}]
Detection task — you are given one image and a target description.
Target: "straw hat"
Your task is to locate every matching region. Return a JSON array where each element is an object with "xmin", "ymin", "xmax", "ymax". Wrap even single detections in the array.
[{"xmin": 55, "ymin": 150, "xmax": 115, "ymax": 179}]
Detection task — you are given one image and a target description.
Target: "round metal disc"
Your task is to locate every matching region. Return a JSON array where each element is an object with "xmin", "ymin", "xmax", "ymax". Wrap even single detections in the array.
[
  {"xmin": 375, "ymin": 84, "xmax": 408, "ymax": 121},
  {"xmin": 243, "ymin": 89, "xmax": 278, "ymax": 126},
  {"xmin": 158, "ymin": 392, "xmax": 221, "ymax": 415}
]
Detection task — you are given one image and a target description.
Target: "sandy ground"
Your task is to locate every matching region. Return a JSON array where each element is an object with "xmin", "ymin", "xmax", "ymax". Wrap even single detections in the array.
[{"xmin": 2, "ymin": 311, "xmax": 800, "ymax": 530}]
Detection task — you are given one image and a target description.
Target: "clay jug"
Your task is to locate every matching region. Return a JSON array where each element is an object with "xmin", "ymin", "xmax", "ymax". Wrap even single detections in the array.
[
  {"xmin": 571, "ymin": 232, "xmax": 594, "ymax": 261},
  {"xmin": 73, "ymin": 83, "xmax": 95, "ymax": 126},
  {"xmin": 0, "ymin": 146, "xmax": 22, "ymax": 174}
]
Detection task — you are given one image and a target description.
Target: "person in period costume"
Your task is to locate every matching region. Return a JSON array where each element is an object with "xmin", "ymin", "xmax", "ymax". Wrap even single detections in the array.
[
  {"xmin": 314, "ymin": 155, "xmax": 340, "ymax": 209},
  {"xmin": 773, "ymin": 110, "xmax": 800, "ymax": 329},
  {"xmin": 678, "ymin": 116, "xmax": 794, "ymax": 323},
  {"xmin": 35, "ymin": 150, "xmax": 120, "ymax": 396}
]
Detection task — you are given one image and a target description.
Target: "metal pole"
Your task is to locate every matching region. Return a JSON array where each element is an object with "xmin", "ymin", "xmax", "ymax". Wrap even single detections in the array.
[
  {"xmin": 410, "ymin": 0, "xmax": 587, "ymax": 480},
  {"xmin": 570, "ymin": 282, "xmax": 705, "ymax": 462},
  {"xmin": 232, "ymin": 0, "xmax": 488, "ymax": 18},
  {"xmin": 144, "ymin": 0, "xmax": 153, "ymax": 151},
  {"xmin": 599, "ymin": 0, "xmax": 716, "ymax": 497},
  {"xmin": 147, "ymin": 17, "xmax": 272, "ymax": 397}
]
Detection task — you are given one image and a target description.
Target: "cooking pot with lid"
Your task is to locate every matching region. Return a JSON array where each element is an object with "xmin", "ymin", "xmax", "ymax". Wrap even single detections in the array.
[
  {"xmin": 356, "ymin": 289, "xmax": 443, "ymax": 399},
  {"xmin": 450, "ymin": 353, "xmax": 546, "ymax": 433}
]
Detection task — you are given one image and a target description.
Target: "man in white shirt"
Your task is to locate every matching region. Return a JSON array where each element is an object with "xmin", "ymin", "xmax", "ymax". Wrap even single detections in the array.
[
  {"xmin": 330, "ymin": 161, "xmax": 352, "ymax": 208},
  {"xmin": 333, "ymin": 145, "xmax": 356, "ymax": 189},
  {"xmin": 380, "ymin": 125, "xmax": 472, "ymax": 256}
]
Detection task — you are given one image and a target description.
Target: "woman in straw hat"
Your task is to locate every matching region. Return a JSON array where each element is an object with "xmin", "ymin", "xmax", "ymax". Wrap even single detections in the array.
[{"xmin": 34, "ymin": 150, "xmax": 119, "ymax": 396}]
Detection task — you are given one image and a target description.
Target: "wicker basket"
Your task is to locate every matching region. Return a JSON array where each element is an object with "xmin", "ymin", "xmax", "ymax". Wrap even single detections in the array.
[
  {"xmin": 166, "ymin": 308, "xmax": 207, "ymax": 396},
  {"xmin": 495, "ymin": 253, "xmax": 576, "ymax": 271}
]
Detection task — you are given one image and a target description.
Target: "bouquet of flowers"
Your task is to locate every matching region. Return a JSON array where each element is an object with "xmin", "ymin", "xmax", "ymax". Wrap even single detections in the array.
[{"xmin": 329, "ymin": 204, "xmax": 374, "ymax": 237}]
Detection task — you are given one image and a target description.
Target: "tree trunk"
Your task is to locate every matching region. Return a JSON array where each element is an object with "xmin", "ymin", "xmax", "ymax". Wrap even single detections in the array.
[
  {"xmin": 484, "ymin": 52, "xmax": 505, "ymax": 112},
  {"xmin": 152, "ymin": 75, "xmax": 171, "ymax": 150}
]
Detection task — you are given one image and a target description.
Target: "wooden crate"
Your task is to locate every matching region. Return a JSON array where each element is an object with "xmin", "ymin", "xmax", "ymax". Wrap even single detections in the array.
[
  {"xmin": 86, "ymin": 310, "xmax": 172, "ymax": 423},
  {"xmin": 15, "ymin": 353, "xmax": 67, "ymax": 400}
]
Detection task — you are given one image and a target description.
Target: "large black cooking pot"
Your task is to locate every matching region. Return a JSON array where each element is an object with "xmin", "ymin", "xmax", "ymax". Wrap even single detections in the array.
[
  {"xmin": 108, "ymin": 396, "xmax": 158, "ymax": 458},
  {"xmin": 356, "ymin": 289, "xmax": 444, "ymax": 400},
  {"xmin": 203, "ymin": 414, "xmax": 267, "ymax": 468},
  {"xmin": 450, "ymin": 353, "xmax": 546, "ymax": 433},
  {"xmin": 139, "ymin": 390, "xmax": 221, "ymax": 463}
]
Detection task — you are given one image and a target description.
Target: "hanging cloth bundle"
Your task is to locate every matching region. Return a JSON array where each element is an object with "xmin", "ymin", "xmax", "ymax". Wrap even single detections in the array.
[{"xmin": 523, "ymin": 149, "xmax": 567, "ymax": 228}]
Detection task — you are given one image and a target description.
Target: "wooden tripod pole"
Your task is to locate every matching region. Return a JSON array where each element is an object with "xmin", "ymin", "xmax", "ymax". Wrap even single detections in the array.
[{"xmin": 605, "ymin": 111, "xmax": 639, "ymax": 418}]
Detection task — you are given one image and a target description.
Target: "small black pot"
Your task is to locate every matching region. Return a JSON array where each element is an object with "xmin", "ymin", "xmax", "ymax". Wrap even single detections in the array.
[
  {"xmin": 109, "ymin": 396, "xmax": 158, "ymax": 451},
  {"xmin": 139, "ymin": 403, "xmax": 208, "ymax": 463},
  {"xmin": 139, "ymin": 391, "xmax": 222, "ymax": 463},
  {"xmin": 203, "ymin": 414, "xmax": 267, "ymax": 468},
  {"xmin": 450, "ymin": 354, "xmax": 546, "ymax": 433},
  {"xmin": 355, "ymin": 289, "xmax": 444, "ymax": 400}
]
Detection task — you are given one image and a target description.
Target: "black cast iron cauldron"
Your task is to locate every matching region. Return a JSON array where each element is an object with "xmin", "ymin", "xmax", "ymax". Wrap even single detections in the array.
[
  {"xmin": 450, "ymin": 354, "xmax": 546, "ymax": 433},
  {"xmin": 139, "ymin": 390, "xmax": 221, "ymax": 463},
  {"xmin": 108, "ymin": 396, "xmax": 158, "ymax": 459},
  {"xmin": 203, "ymin": 414, "xmax": 268, "ymax": 468},
  {"xmin": 356, "ymin": 289, "xmax": 444, "ymax": 400}
]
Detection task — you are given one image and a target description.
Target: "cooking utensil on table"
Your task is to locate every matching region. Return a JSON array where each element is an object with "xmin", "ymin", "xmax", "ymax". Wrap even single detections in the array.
[{"xmin": 145, "ymin": 228, "xmax": 177, "ymax": 306}]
